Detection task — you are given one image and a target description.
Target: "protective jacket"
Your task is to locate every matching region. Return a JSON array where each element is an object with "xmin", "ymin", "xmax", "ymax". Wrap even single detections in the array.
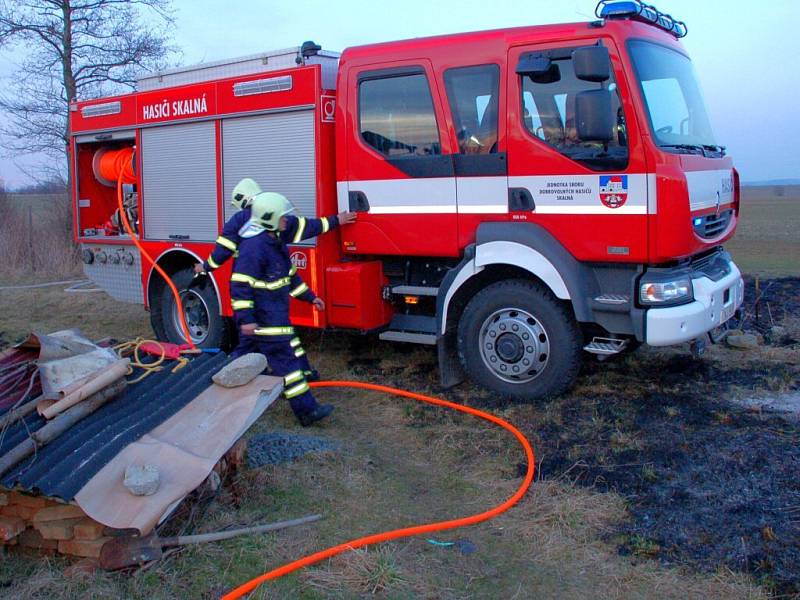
[
  {"xmin": 230, "ymin": 215, "xmax": 339, "ymax": 340},
  {"xmin": 202, "ymin": 209, "xmax": 251, "ymax": 272}
]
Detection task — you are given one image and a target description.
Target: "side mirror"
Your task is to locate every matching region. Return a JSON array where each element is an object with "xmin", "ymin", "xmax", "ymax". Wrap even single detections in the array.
[
  {"xmin": 516, "ymin": 53, "xmax": 561, "ymax": 84},
  {"xmin": 573, "ymin": 46, "xmax": 611, "ymax": 82},
  {"xmin": 575, "ymin": 90, "xmax": 613, "ymax": 142}
]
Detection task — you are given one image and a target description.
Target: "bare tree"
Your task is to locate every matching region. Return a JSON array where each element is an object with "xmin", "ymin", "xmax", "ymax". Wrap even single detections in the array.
[{"xmin": 0, "ymin": 0, "xmax": 177, "ymax": 176}]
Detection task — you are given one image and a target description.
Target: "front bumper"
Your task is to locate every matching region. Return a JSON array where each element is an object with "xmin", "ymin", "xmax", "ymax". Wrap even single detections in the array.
[{"xmin": 645, "ymin": 258, "xmax": 744, "ymax": 347}]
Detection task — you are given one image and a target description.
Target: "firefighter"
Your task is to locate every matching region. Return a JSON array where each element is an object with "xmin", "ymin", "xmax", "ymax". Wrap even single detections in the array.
[
  {"xmin": 194, "ymin": 177, "xmax": 260, "ymax": 275},
  {"xmin": 230, "ymin": 191, "xmax": 355, "ymax": 426}
]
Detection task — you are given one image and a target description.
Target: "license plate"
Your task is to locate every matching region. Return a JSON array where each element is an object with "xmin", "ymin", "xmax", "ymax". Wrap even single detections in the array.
[{"xmin": 720, "ymin": 301, "xmax": 736, "ymax": 325}]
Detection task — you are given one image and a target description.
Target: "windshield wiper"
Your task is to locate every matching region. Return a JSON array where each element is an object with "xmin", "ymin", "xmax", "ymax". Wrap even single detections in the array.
[
  {"xmin": 702, "ymin": 144, "xmax": 726, "ymax": 156},
  {"xmin": 660, "ymin": 143, "xmax": 706, "ymax": 156}
]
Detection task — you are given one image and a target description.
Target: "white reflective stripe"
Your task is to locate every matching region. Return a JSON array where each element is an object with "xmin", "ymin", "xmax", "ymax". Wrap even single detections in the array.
[
  {"xmin": 457, "ymin": 176, "xmax": 508, "ymax": 214},
  {"xmin": 207, "ymin": 255, "xmax": 220, "ymax": 269},
  {"xmin": 348, "ymin": 177, "xmax": 456, "ymax": 214},
  {"xmin": 508, "ymin": 174, "xmax": 649, "ymax": 215},
  {"xmin": 231, "ymin": 300, "xmax": 254, "ymax": 310},
  {"xmin": 321, "ymin": 216, "xmax": 329, "ymax": 233},
  {"xmin": 294, "ymin": 348, "xmax": 306, "ymax": 357},
  {"xmin": 285, "ymin": 381, "xmax": 309, "ymax": 398},
  {"xmin": 292, "ymin": 217, "xmax": 307, "ymax": 243},
  {"xmin": 258, "ymin": 276, "xmax": 291, "ymax": 290},
  {"xmin": 685, "ymin": 169, "xmax": 734, "ymax": 212},
  {"xmin": 647, "ymin": 173, "xmax": 657, "ymax": 215},
  {"xmin": 284, "ymin": 370, "xmax": 304, "ymax": 385},
  {"xmin": 289, "ymin": 283, "xmax": 309, "ymax": 297},
  {"xmin": 290, "ymin": 337, "xmax": 301, "ymax": 348},
  {"xmin": 254, "ymin": 326, "xmax": 294, "ymax": 336},
  {"xmin": 369, "ymin": 205, "xmax": 457, "ymax": 214},
  {"xmin": 289, "ymin": 265, "xmax": 297, "ymax": 275},
  {"xmin": 216, "ymin": 236, "xmax": 237, "ymax": 251}
]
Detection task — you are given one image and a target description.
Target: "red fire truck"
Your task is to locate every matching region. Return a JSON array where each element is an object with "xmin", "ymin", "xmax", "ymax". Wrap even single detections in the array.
[{"xmin": 68, "ymin": 1, "xmax": 744, "ymax": 401}]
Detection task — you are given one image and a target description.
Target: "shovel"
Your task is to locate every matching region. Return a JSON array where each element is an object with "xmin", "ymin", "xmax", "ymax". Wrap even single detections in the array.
[{"xmin": 99, "ymin": 513, "xmax": 322, "ymax": 569}]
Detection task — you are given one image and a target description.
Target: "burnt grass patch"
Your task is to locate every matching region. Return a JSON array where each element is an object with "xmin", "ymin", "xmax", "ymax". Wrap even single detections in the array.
[
  {"xmin": 533, "ymin": 354, "xmax": 800, "ymax": 594},
  {"xmin": 332, "ymin": 278, "xmax": 800, "ymax": 594}
]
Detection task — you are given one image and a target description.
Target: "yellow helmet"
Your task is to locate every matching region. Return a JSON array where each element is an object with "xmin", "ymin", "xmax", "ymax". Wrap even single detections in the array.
[
  {"xmin": 231, "ymin": 178, "xmax": 262, "ymax": 210},
  {"xmin": 250, "ymin": 192, "xmax": 294, "ymax": 231}
]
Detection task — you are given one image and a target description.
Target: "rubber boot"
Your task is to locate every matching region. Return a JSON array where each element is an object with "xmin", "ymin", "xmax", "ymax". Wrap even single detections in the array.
[{"xmin": 298, "ymin": 404, "xmax": 334, "ymax": 427}]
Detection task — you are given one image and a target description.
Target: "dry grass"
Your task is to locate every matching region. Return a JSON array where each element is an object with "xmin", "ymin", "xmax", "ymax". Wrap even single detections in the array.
[{"xmin": 0, "ymin": 193, "xmax": 81, "ymax": 283}]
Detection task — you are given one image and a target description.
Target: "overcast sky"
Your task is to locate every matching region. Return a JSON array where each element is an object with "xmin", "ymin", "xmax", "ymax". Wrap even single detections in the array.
[{"xmin": 0, "ymin": 0, "xmax": 797, "ymax": 186}]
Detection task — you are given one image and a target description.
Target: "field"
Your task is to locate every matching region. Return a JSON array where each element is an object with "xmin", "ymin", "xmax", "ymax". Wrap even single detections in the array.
[
  {"xmin": 726, "ymin": 185, "xmax": 800, "ymax": 277},
  {"xmin": 0, "ymin": 187, "xmax": 797, "ymax": 599}
]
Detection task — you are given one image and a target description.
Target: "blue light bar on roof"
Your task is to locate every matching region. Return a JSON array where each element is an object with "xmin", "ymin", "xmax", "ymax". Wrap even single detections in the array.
[{"xmin": 595, "ymin": 0, "xmax": 688, "ymax": 38}]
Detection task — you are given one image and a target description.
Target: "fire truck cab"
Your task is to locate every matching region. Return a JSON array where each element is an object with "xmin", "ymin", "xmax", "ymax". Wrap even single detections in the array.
[{"xmin": 69, "ymin": 1, "xmax": 744, "ymax": 402}]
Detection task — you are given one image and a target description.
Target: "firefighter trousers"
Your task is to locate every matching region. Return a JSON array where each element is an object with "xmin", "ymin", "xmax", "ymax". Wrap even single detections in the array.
[{"xmin": 231, "ymin": 335, "xmax": 318, "ymax": 418}]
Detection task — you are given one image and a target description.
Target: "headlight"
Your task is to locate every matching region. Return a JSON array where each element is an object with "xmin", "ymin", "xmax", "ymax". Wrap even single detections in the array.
[{"xmin": 640, "ymin": 277, "xmax": 693, "ymax": 305}]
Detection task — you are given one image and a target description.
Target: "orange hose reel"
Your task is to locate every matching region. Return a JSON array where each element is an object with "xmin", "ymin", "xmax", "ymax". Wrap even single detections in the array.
[{"xmin": 93, "ymin": 146, "xmax": 137, "ymax": 187}]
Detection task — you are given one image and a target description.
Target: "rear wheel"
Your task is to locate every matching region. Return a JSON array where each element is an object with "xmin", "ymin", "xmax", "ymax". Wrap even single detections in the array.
[
  {"xmin": 457, "ymin": 279, "xmax": 582, "ymax": 402},
  {"xmin": 149, "ymin": 267, "xmax": 234, "ymax": 350}
]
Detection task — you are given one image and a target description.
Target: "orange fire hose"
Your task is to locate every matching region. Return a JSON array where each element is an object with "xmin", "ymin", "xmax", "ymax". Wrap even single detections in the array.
[
  {"xmin": 115, "ymin": 167, "xmax": 197, "ymax": 349},
  {"xmin": 221, "ymin": 380, "xmax": 535, "ymax": 599}
]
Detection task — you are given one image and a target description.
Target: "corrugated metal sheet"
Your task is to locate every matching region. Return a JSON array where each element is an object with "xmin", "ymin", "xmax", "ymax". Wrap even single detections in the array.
[
  {"xmin": 222, "ymin": 110, "xmax": 317, "ymax": 240},
  {"xmin": 0, "ymin": 352, "xmax": 231, "ymax": 501},
  {"xmin": 141, "ymin": 121, "xmax": 218, "ymax": 241}
]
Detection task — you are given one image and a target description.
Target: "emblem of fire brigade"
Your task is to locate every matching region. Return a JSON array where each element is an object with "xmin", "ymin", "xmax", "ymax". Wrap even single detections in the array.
[
  {"xmin": 599, "ymin": 175, "xmax": 628, "ymax": 209},
  {"xmin": 290, "ymin": 251, "xmax": 308, "ymax": 270}
]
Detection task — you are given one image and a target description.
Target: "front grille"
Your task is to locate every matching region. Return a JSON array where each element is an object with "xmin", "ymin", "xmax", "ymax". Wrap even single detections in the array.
[{"xmin": 693, "ymin": 209, "xmax": 733, "ymax": 239}]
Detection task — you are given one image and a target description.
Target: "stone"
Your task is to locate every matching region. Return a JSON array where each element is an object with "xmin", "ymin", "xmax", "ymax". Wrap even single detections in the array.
[
  {"xmin": 123, "ymin": 463, "xmax": 160, "ymax": 496},
  {"xmin": 32, "ymin": 503, "xmax": 85, "ymax": 523},
  {"xmin": 212, "ymin": 353, "xmax": 267, "ymax": 387},
  {"xmin": 1, "ymin": 504, "xmax": 37, "ymax": 520},
  {"xmin": 727, "ymin": 333, "xmax": 760, "ymax": 350},
  {"xmin": 7, "ymin": 492, "xmax": 50, "ymax": 509}
]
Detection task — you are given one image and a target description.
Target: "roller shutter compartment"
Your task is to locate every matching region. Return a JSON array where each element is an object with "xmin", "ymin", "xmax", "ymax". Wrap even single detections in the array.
[
  {"xmin": 141, "ymin": 121, "xmax": 218, "ymax": 241},
  {"xmin": 222, "ymin": 110, "xmax": 317, "ymax": 242}
]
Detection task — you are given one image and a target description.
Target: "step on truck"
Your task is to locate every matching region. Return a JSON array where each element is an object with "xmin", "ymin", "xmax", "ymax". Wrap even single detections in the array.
[{"xmin": 68, "ymin": 1, "xmax": 744, "ymax": 402}]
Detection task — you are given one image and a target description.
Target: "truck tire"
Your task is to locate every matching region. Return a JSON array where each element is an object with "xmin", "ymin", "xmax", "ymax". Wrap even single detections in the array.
[
  {"xmin": 149, "ymin": 267, "xmax": 234, "ymax": 350},
  {"xmin": 457, "ymin": 279, "xmax": 581, "ymax": 402}
]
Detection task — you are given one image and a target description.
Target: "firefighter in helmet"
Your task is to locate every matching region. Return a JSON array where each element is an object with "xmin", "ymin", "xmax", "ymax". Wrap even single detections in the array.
[
  {"xmin": 194, "ymin": 178, "xmax": 261, "ymax": 275},
  {"xmin": 229, "ymin": 190, "xmax": 355, "ymax": 426}
]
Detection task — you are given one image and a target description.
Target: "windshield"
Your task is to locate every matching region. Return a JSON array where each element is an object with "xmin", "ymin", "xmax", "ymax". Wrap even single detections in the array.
[{"xmin": 628, "ymin": 40, "xmax": 718, "ymax": 149}]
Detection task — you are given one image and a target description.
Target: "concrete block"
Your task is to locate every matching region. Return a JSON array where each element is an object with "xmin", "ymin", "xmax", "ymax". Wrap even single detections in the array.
[
  {"xmin": 212, "ymin": 353, "xmax": 267, "ymax": 387},
  {"xmin": 123, "ymin": 464, "xmax": 160, "ymax": 496}
]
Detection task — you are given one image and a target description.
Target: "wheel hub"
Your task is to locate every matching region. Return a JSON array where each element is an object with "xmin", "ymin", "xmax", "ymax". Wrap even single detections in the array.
[
  {"xmin": 172, "ymin": 289, "xmax": 210, "ymax": 344},
  {"xmin": 479, "ymin": 308, "xmax": 550, "ymax": 384}
]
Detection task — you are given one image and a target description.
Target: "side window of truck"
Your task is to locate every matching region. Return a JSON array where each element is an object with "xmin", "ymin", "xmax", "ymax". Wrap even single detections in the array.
[
  {"xmin": 359, "ymin": 72, "xmax": 441, "ymax": 157},
  {"xmin": 443, "ymin": 64, "xmax": 500, "ymax": 154},
  {"xmin": 519, "ymin": 49, "xmax": 628, "ymax": 171}
]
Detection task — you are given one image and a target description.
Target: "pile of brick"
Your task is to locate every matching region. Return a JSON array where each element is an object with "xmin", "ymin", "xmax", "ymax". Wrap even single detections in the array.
[{"xmin": 0, "ymin": 491, "xmax": 110, "ymax": 560}]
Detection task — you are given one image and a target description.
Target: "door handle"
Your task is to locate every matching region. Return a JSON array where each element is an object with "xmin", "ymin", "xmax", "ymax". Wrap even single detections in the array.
[
  {"xmin": 348, "ymin": 191, "xmax": 370, "ymax": 212},
  {"xmin": 508, "ymin": 187, "xmax": 535, "ymax": 211}
]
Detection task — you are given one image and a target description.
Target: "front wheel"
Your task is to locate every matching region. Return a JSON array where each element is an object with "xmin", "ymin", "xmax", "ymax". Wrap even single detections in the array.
[
  {"xmin": 457, "ymin": 279, "xmax": 582, "ymax": 402},
  {"xmin": 149, "ymin": 267, "xmax": 234, "ymax": 350}
]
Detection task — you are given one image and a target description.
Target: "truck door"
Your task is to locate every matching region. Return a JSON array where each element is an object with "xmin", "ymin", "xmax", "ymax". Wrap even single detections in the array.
[
  {"xmin": 341, "ymin": 61, "xmax": 459, "ymax": 257},
  {"xmin": 506, "ymin": 40, "xmax": 649, "ymax": 263},
  {"xmin": 441, "ymin": 64, "xmax": 508, "ymax": 249}
]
